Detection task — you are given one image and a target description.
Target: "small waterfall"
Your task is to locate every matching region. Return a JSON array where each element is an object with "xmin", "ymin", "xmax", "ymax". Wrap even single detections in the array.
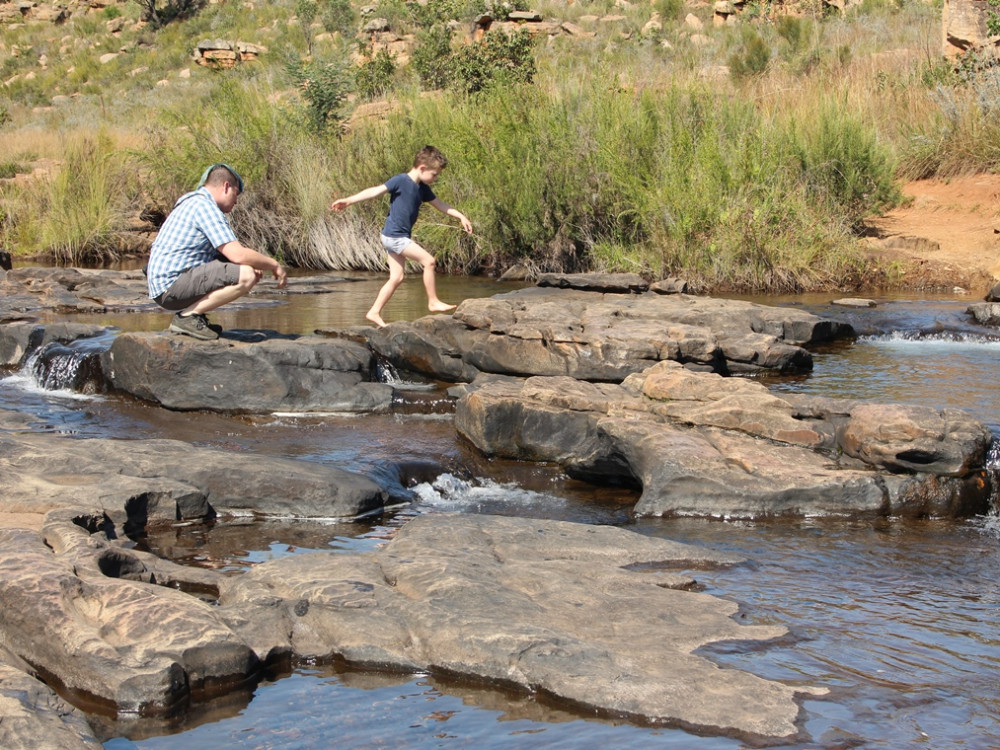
[
  {"xmin": 986, "ymin": 440, "xmax": 1000, "ymax": 516},
  {"xmin": 861, "ymin": 330, "xmax": 1000, "ymax": 348},
  {"xmin": 24, "ymin": 337, "xmax": 110, "ymax": 394},
  {"xmin": 372, "ymin": 351, "xmax": 402, "ymax": 384},
  {"xmin": 410, "ymin": 472, "xmax": 570, "ymax": 516}
]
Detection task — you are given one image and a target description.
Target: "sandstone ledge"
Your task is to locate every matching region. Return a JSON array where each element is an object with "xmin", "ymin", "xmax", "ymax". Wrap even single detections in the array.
[
  {"xmin": 454, "ymin": 361, "xmax": 993, "ymax": 518},
  {"xmin": 0, "ymin": 507, "xmax": 824, "ymax": 742},
  {"xmin": 364, "ymin": 286, "xmax": 854, "ymax": 382},
  {"xmin": 0, "ymin": 431, "xmax": 390, "ymax": 522}
]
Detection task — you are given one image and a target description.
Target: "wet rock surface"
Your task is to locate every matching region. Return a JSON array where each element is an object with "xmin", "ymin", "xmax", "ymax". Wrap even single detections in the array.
[
  {"xmin": 102, "ymin": 331, "xmax": 394, "ymax": 413},
  {"xmin": 0, "ymin": 268, "xmax": 994, "ymax": 745},
  {"xmin": 0, "ymin": 659, "xmax": 101, "ymax": 750},
  {"xmin": 0, "ymin": 503, "xmax": 824, "ymax": 741}
]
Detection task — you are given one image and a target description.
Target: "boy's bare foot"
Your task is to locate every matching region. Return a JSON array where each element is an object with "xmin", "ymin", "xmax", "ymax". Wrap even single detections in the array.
[
  {"xmin": 428, "ymin": 302, "xmax": 457, "ymax": 313},
  {"xmin": 366, "ymin": 311, "xmax": 387, "ymax": 328}
]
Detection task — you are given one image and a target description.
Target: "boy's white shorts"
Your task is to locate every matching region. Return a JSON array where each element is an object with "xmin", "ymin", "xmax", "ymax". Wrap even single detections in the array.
[{"xmin": 380, "ymin": 234, "xmax": 414, "ymax": 255}]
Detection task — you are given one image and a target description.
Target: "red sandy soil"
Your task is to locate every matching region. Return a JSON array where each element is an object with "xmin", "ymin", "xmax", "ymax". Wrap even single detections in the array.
[{"xmin": 866, "ymin": 174, "xmax": 1000, "ymax": 294}]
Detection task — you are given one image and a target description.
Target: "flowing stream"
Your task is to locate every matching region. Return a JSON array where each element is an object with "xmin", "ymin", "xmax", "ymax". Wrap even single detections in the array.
[{"xmin": 3, "ymin": 275, "xmax": 999, "ymax": 749}]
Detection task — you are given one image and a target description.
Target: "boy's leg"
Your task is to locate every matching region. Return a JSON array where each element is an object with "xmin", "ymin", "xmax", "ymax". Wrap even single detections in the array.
[
  {"xmin": 367, "ymin": 251, "xmax": 407, "ymax": 328},
  {"xmin": 398, "ymin": 243, "xmax": 455, "ymax": 313}
]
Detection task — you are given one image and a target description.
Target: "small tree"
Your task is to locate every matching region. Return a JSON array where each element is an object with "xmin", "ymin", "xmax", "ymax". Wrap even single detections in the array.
[
  {"xmin": 411, "ymin": 24, "xmax": 453, "ymax": 90},
  {"xmin": 321, "ymin": 0, "xmax": 356, "ymax": 37},
  {"xmin": 130, "ymin": 0, "xmax": 205, "ymax": 29},
  {"xmin": 297, "ymin": 0, "xmax": 319, "ymax": 56},
  {"xmin": 285, "ymin": 55, "xmax": 353, "ymax": 135},
  {"xmin": 449, "ymin": 28, "xmax": 536, "ymax": 94}
]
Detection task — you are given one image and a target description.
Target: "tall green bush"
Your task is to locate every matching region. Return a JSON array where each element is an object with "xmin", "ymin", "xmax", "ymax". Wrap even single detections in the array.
[{"xmin": 789, "ymin": 97, "xmax": 899, "ymax": 228}]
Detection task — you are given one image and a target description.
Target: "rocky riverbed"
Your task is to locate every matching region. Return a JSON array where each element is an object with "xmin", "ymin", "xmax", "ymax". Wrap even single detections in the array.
[{"xmin": 0, "ymin": 266, "xmax": 995, "ymax": 747}]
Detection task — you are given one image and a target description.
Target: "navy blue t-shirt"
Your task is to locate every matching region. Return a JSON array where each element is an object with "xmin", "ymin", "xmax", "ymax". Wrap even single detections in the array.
[{"xmin": 382, "ymin": 173, "xmax": 436, "ymax": 238}]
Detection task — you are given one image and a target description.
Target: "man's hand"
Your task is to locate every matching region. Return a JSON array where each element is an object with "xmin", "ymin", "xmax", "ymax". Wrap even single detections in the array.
[{"xmin": 274, "ymin": 265, "xmax": 288, "ymax": 288}]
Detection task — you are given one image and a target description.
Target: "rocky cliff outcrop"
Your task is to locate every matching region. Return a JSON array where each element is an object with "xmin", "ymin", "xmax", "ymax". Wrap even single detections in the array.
[{"xmin": 943, "ymin": 0, "xmax": 1000, "ymax": 59}]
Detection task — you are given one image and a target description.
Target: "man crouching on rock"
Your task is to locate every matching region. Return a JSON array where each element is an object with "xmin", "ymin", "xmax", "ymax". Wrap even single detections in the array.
[{"xmin": 145, "ymin": 163, "xmax": 287, "ymax": 340}]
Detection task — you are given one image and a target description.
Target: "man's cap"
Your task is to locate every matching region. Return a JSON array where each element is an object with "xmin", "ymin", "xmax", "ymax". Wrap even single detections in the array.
[{"xmin": 198, "ymin": 163, "xmax": 244, "ymax": 193}]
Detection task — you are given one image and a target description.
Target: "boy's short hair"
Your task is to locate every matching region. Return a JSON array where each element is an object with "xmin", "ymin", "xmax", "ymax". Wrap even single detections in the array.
[{"xmin": 414, "ymin": 145, "xmax": 447, "ymax": 171}]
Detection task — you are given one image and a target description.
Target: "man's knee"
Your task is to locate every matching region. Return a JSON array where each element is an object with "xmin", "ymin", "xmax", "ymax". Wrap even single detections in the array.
[
  {"xmin": 236, "ymin": 264, "xmax": 260, "ymax": 291},
  {"xmin": 421, "ymin": 256, "xmax": 437, "ymax": 271}
]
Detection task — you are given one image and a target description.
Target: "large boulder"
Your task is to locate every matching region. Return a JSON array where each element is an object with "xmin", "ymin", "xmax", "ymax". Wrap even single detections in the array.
[
  {"xmin": 102, "ymin": 332, "xmax": 394, "ymax": 413},
  {"xmin": 366, "ymin": 286, "xmax": 853, "ymax": 382},
  {"xmin": 453, "ymin": 361, "xmax": 993, "ymax": 518}
]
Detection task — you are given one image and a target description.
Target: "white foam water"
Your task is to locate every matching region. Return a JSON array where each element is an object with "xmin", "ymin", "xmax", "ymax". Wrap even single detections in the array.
[{"xmin": 411, "ymin": 473, "xmax": 569, "ymax": 515}]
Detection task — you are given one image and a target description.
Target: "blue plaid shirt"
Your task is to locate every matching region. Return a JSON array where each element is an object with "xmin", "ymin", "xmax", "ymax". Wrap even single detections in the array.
[{"xmin": 146, "ymin": 187, "xmax": 238, "ymax": 299}]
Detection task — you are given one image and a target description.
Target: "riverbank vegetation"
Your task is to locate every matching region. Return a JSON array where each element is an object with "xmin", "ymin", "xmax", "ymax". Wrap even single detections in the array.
[{"xmin": 0, "ymin": 0, "xmax": 994, "ymax": 291}]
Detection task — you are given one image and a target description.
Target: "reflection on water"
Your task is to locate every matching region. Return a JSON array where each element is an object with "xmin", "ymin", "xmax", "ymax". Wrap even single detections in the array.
[
  {"xmin": 639, "ymin": 515, "xmax": 1000, "ymax": 749},
  {"xmin": 4, "ymin": 278, "xmax": 1000, "ymax": 748}
]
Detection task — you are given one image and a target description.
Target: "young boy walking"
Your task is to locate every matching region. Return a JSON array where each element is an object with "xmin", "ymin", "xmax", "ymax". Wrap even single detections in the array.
[{"xmin": 330, "ymin": 145, "xmax": 473, "ymax": 328}]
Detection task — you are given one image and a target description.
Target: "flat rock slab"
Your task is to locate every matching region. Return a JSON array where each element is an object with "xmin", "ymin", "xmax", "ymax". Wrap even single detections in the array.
[
  {"xmin": 365, "ymin": 286, "xmax": 854, "ymax": 382},
  {"xmin": 0, "ymin": 508, "xmax": 822, "ymax": 742},
  {"xmin": 217, "ymin": 513, "xmax": 825, "ymax": 739},
  {"xmin": 103, "ymin": 332, "xmax": 394, "ymax": 413},
  {"xmin": 0, "ymin": 431, "xmax": 389, "ymax": 522},
  {"xmin": 0, "ymin": 267, "xmax": 359, "ymax": 319},
  {"xmin": 454, "ymin": 361, "xmax": 993, "ymax": 518}
]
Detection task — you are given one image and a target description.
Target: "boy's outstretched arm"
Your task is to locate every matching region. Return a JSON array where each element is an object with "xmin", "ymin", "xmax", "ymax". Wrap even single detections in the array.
[
  {"xmin": 430, "ymin": 198, "xmax": 473, "ymax": 234},
  {"xmin": 330, "ymin": 184, "xmax": 389, "ymax": 212}
]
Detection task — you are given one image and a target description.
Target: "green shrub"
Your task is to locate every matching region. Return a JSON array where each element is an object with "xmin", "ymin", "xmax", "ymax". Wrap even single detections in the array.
[
  {"xmin": 728, "ymin": 29, "xmax": 771, "ymax": 79},
  {"xmin": 411, "ymin": 24, "xmax": 454, "ymax": 90},
  {"xmin": 320, "ymin": 0, "xmax": 355, "ymax": 36},
  {"xmin": 12, "ymin": 132, "xmax": 139, "ymax": 264},
  {"xmin": 130, "ymin": 0, "xmax": 206, "ymax": 29},
  {"xmin": 653, "ymin": 0, "xmax": 684, "ymax": 22},
  {"xmin": 790, "ymin": 97, "xmax": 899, "ymax": 228},
  {"xmin": 449, "ymin": 28, "xmax": 536, "ymax": 93},
  {"xmin": 776, "ymin": 15, "xmax": 810, "ymax": 54},
  {"xmin": 356, "ymin": 48, "xmax": 397, "ymax": 100}
]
